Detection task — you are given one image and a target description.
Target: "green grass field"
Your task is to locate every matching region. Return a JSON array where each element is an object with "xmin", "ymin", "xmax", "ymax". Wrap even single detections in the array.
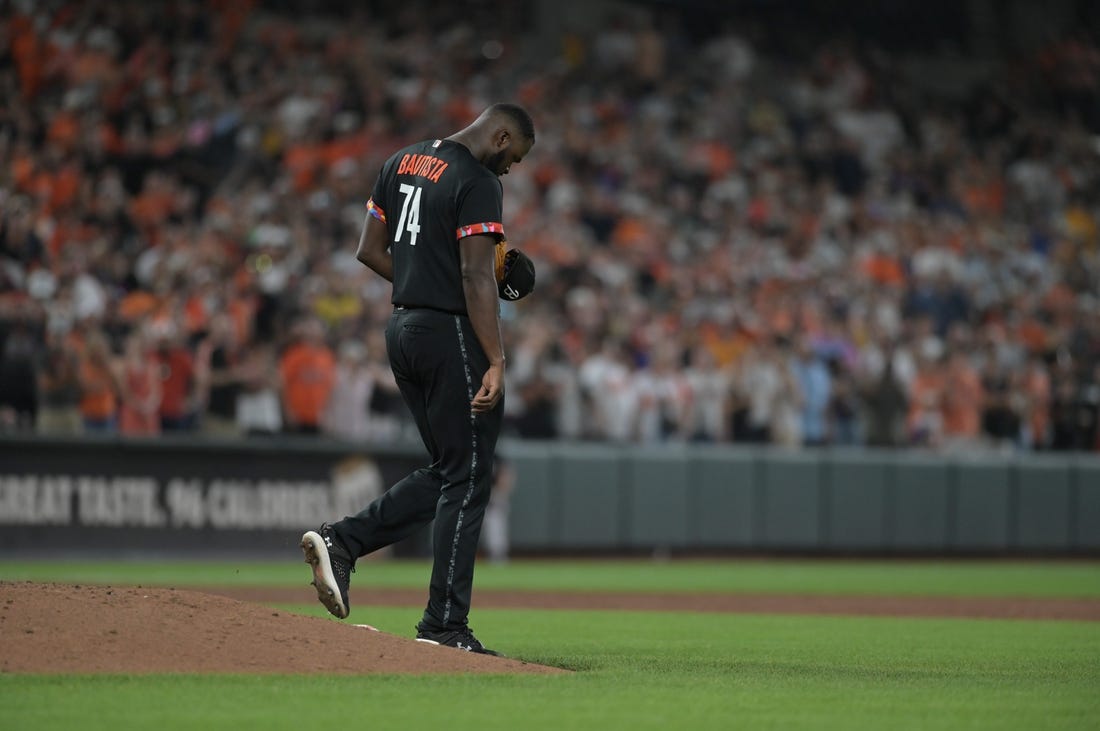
[
  {"xmin": 2, "ymin": 559, "xmax": 1098, "ymax": 731},
  {"xmin": 4, "ymin": 557, "xmax": 1100, "ymax": 596}
]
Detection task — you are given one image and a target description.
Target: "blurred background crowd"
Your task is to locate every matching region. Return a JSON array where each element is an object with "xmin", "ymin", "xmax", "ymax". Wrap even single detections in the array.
[{"xmin": 1, "ymin": 0, "xmax": 1098, "ymax": 451}]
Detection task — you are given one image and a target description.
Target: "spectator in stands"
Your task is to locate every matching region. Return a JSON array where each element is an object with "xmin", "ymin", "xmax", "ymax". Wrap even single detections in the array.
[
  {"xmin": 634, "ymin": 341, "xmax": 693, "ymax": 442},
  {"xmin": 322, "ymin": 340, "xmax": 372, "ymax": 441},
  {"xmin": 907, "ymin": 347, "xmax": 946, "ymax": 447},
  {"xmin": 511, "ymin": 363, "xmax": 561, "ymax": 439},
  {"xmin": 790, "ymin": 336, "xmax": 831, "ymax": 447},
  {"xmin": 859, "ymin": 347, "xmax": 909, "ymax": 447},
  {"xmin": 1050, "ymin": 362, "xmax": 1100, "ymax": 451},
  {"xmin": 36, "ymin": 339, "xmax": 82, "ymax": 435},
  {"xmin": 0, "ymin": 324, "xmax": 38, "ymax": 431},
  {"xmin": 151, "ymin": 322, "xmax": 197, "ymax": 432},
  {"xmin": 578, "ymin": 338, "xmax": 636, "ymax": 442},
  {"xmin": 235, "ymin": 342, "xmax": 283, "ymax": 437},
  {"xmin": 684, "ymin": 344, "xmax": 732, "ymax": 443},
  {"xmin": 827, "ymin": 360, "xmax": 861, "ymax": 446},
  {"xmin": 1049, "ymin": 370, "xmax": 1083, "ymax": 451},
  {"xmin": 1020, "ymin": 355, "xmax": 1052, "ymax": 449},
  {"xmin": 279, "ymin": 317, "xmax": 335, "ymax": 435},
  {"xmin": 118, "ymin": 329, "xmax": 161, "ymax": 437},
  {"xmin": 1082, "ymin": 363, "xmax": 1100, "ymax": 451},
  {"xmin": 736, "ymin": 338, "xmax": 793, "ymax": 445},
  {"xmin": 197, "ymin": 314, "xmax": 245, "ymax": 437},
  {"xmin": 941, "ymin": 349, "xmax": 985, "ymax": 450},
  {"xmin": 979, "ymin": 355, "xmax": 1022, "ymax": 449},
  {"xmin": 539, "ymin": 340, "xmax": 586, "ymax": 441},
  {"xmin": 77, "ymin": 330, "xmax": 120, "ymax": 434}
]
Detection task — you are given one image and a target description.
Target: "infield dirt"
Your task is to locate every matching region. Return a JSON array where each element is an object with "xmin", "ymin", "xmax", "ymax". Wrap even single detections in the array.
[{"xmin": 0, "ymin": 582, "xmax": 564, "ymax": 675}]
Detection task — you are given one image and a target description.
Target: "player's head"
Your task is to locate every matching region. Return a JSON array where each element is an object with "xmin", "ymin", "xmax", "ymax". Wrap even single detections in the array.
[
  {"xmin": 487, "ymin": 103, "xmax": 535, "ymax": 144},
  {"xmin": 466, "ymin": 103, "xmax": 535, "ymax": 177}
]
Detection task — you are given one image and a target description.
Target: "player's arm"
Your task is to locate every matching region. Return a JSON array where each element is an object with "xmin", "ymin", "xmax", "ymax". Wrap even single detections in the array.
[
  {"xmin": 460, "ymin": 233, "xmax": 505, "ymax": 414},
  {"xmin": 355, "ymin": 209, "xmax": 393, "ymax": 282}
]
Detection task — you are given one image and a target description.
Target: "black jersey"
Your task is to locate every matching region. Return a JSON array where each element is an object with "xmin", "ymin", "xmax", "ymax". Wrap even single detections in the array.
[{"xmin": 366, "ymin": 138, "xmax": 504, "ymax": 314}]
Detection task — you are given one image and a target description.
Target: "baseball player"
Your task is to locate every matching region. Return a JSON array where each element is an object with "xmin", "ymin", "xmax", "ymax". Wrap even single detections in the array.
[{"xmin": 301, "ymin": 103, "xmax": 536, "ymax": 656}]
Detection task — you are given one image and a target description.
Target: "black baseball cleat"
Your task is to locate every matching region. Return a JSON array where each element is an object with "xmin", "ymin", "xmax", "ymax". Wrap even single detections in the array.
[
  {"xmin": 414, "ymin": 626, "xmax": 502, "ymax": 656},
  {"xmin": 300, "ymin": 524, "xmax": 354, "ymax": 619}
]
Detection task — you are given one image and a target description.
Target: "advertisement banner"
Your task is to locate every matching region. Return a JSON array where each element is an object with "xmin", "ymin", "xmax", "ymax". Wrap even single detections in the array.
[{"xmin": 0, "ymin": 436, "xmax": 429, "ymax": 557}]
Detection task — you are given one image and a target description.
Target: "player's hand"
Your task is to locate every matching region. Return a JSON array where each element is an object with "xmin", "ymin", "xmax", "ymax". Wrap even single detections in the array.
[{"xmin": 471, "ymin": 362, "xmax": 504, "ymax": 414}]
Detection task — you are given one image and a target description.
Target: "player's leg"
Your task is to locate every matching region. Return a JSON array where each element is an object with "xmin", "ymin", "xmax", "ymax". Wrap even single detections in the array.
[
  {"xmin": 417, "ymin": 314, "xmax": 503, "ymax": 632},
  {"xmin": 331, "ymin": 466, "xmax": 441, "ymax": 557},
  {"xmin": 301, "ymin": 311, "xmax": 442, "ymax": 618}
]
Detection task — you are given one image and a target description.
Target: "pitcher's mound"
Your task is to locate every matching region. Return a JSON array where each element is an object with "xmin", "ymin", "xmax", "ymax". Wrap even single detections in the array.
[{"xmin": 0, "ymin": 582, "xmax": 564, "ymax": 675}]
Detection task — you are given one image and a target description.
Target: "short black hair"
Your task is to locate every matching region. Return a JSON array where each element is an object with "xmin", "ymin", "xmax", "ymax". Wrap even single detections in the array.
[{"xmin": 489, "ymin": 102, "xmax": 535, "ymax": 142}]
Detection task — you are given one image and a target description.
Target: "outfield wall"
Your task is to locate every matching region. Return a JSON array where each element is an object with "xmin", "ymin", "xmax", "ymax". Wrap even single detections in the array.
[
  {"xmin": 0, "ymin": 435, "xmax": 1097, "ymax": 556},
  {"xmin": 504, "ymin": 442, "xmax": 1100, "ymax": 555}
]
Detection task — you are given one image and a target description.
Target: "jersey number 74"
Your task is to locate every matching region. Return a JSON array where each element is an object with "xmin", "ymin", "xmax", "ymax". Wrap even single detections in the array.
[{"xmin": 394, "ymin": 183, "xmax": 423, "ymax": 246}]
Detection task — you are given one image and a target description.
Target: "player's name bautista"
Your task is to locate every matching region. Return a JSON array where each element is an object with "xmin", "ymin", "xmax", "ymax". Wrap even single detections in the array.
[{"xmin": 397, "ymin": 153, "xmax": 449, "ymax": 183}]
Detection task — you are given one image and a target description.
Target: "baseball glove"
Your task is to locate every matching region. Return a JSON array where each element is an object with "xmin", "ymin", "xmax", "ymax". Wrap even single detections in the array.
[{"xmin": 494, "ymin": 241, "xmax": 536, "ymax": 301}]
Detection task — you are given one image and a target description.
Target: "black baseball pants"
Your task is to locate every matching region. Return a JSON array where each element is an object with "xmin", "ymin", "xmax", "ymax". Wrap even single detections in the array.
[{"xmin": 332, "ymin": 306, "xmax": 503, "ymax": 632}]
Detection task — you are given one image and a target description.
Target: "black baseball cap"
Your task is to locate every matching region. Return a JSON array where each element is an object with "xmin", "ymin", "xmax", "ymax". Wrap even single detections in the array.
[{"xmin": 498, "ymin": 249, "xmax": 535, "ymax": 301}]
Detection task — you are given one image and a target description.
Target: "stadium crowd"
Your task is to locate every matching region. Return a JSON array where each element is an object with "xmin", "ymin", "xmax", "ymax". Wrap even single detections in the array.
[{"xmin": 1, "ymin": 0, "xmax": 1098, "ymax": 452}]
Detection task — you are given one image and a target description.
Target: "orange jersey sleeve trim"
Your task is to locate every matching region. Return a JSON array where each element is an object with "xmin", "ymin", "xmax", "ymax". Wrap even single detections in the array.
[
  {"xmin": 456, "ymin": 222, "xmax": 504, "ymax": 240},
  {"xmin": 366, "ymin": 199, "xmax": 386, "ymax": 224}
]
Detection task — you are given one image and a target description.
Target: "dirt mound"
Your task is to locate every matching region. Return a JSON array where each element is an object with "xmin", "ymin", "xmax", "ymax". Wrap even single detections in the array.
[{"xmin": 0, "ymin": 582, "xmax": 564, "ymax": 675}]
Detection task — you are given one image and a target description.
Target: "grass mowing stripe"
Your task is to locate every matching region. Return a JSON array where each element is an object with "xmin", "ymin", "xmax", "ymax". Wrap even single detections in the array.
[
  {"xmin": 3, "ymin": 609, "xmax": 1097, "ymax": 731},
  {"xmin": 281, "ymin": 605, "xmax": 1100, "ymax": 676},
  {"xmin": 3, "ymin": 677, "xmax": 1092, "ymax": 731},
  {"xmin": 2, "ymin": 559, "xmax": 1099, "ymax": 597}
]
